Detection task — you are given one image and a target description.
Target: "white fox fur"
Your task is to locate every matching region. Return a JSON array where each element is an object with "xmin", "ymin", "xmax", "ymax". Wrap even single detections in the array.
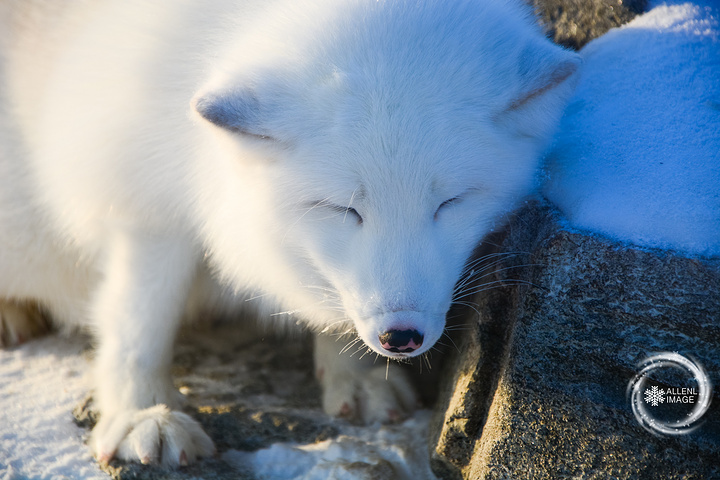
[{"xmin": 0, "ymin": 0, "xmax": 579, "ymax": 466}]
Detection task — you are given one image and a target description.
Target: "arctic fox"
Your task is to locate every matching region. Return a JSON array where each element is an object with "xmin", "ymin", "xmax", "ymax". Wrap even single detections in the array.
[{"xmin": 0, "ymin": 0, "xmax": 578, "ymax": 467}]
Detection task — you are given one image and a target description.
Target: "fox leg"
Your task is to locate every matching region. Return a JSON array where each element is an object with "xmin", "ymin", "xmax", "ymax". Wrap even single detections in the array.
[
  {"xmin": 314, "ymin": 333, "xmax": 419, "ymax": 424},
  {"xmin": 89, "ymin": 231, "xmax": 214, "ymax": 467}
]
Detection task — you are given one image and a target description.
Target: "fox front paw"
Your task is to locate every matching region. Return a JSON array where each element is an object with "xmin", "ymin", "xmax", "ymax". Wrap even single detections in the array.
[
  {"xmin": 321, "ymin": 363, "xmax": 419, "ymax": 424},
  {"xmin": 91, "ymin": 405, "xmax": 215, "ymax": 467}
]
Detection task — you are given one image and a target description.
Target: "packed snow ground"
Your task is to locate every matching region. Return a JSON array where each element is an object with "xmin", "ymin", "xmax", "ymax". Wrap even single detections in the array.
[
  {"xmin": 0, "ymin": 332, "xmax": 436, "ymax": 480},
  {"xmin": 2, "ymin": 1, "xmax": 719, "ymax": 479},
  {"xmin": 223, "ymin": 411, "xmax": 436, "ymax": 480},
  {"xmin": 0, "ymin": 335, "xmax": 106, "ymax": 480},
  {"xmin": 544, "ymin": 0, "xmax": 720, "ymax": 257}
]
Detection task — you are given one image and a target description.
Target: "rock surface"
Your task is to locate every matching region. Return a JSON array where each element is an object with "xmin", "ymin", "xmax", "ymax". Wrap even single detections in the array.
[
  {"xmin": 529, "ymin": 0, "xmax": 647, "ymax": 49},
  {"xmin": 430, "ymin": 201, "xmax": 720, "ymax": 479}
]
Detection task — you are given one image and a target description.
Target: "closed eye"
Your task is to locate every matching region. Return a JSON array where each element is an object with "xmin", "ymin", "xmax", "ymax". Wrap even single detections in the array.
[
  {"xmin": 314, "ymin": 201, "xmax": 363, "ymax": 225},
  {"xmin": 434, "ymin": 196, "xmax": 461, "ymax": 220}
]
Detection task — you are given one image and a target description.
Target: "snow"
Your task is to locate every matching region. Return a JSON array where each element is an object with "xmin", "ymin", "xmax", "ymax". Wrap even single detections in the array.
[
  {"xmin": 544, "ymin": 0, "xmax": 720, "ymax": 258},
  {"xmin": 0, "ymin": 336, "xmax": 108, "ymax": 480},
  {"xmin": 223, "ymin": 411, "xmax": 437, "ymax": 480},
  {"xmin": 0, "ymin": 334, "xmax": 436, "ymax": 480}
]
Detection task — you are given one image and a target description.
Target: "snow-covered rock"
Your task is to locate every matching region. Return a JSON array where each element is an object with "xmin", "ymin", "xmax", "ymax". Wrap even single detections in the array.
[{"xmin": 544, "ymin": 1, "xmax": 720, "ymax": 258}]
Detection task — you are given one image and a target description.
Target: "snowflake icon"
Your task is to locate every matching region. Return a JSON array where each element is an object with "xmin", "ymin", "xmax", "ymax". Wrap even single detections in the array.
[{"xmin": 644, "ymin": 385, "xmax": 665, "ymax": 407}]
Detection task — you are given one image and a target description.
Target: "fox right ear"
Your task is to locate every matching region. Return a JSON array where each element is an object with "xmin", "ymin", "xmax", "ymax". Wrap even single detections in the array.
[
  {"xmin": 193, "ymin": 90, "xmax": 273, "ymax": 140},
  {"xmin": 496, "ymin": 43, "xmax": 581, "ymax": 141}
]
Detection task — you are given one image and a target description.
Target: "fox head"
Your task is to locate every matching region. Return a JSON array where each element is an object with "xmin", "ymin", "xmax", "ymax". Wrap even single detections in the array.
[{"xmin": 192, "ymin": 0, "xmax": 579, "ymax": 359}]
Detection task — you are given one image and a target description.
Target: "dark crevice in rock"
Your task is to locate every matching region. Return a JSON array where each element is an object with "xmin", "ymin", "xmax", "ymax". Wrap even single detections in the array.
[{"xmin": 430, "ymin": 234, "xmax": 531, "ymax": 479}]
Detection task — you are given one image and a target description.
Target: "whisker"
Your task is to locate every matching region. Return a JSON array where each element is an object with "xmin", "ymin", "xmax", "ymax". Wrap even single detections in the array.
[
  {"xmin": 423, "ymin": 353, "xmax": 433, "ymax": 371},
  {"xmin": 457, "ymin": 263, "xmax": 542, "ymax": 290},
  {"xmin": 441, "ymin": 331, "xmax": 461, "ymax": 353},
  {"xmin": 452, "ymin": 300, "xmax": 482, "ymax": 318},
  {"xmin": 325, "ymin": 325, "xmax": 353, "ymax": 337},
  {"xmin": 454, "ymin": 255, "xmax": 520, "ymax": 292},
  {"xmin": 282, "ymin": 196, "xmax": 333, "ymax": 245},
  {"xmin": 459, "ymin": 252, "xmax": 522, "ymax": 274},
  {"xmin": 243, "ymin": 292, "xmax": 272, "ymax": 302},
  {"xmin": 461, "ymin": 251, "xmax": 515, "ymax": 268},
  {"xmin": 443, "ymin": 325, "xmax": 471, "ymax": 332},
  {"xmin": 350, "ymin": 344, "xmax": 366, "ymax": 357},
  {"xmin": 454, "ymin": 279, "xmax": 537, "ymax": 300},
  {"xmin": 319, "ymin": 319, "xmax": 352, "ymax": 334},
  {"xmin": 454, "ymin": 262, "xmax": 540, "ymax": 296},
  {"xmin": 269, "ymin": 309, "xmax": 302, "ymax": 317},
  {"xmin": 300, "ymin": 284, "xmax": 340, "ymax": 293},
  {"xmin": 343, "ymin": 186, "xmax": 361, "ymax": 224},
  {"xmin": 331, "ymin": 328, "xmax": 355, "ymax": 339},
  {"xmin": 459, "ymin": 254, "xmax": 512, "ymax": 276},
  {"xmin": 340, "ymin": 336, "xmax": 362, "ymax": 355},
  {"xmin": 457, "ymin": 279, "xmax": 538, "ymax": 298}
]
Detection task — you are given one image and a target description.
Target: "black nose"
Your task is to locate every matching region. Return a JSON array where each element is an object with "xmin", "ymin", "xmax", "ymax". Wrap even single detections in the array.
[{"xmin": 378, "ymin": 329, "xmax": 424, "ymax": 353}]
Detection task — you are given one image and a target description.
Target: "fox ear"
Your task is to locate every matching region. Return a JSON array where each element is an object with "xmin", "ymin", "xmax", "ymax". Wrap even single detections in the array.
[
  {"xmin": 193, "ymin": 89, "xmax": 274, "ymax": 140},
  {"xmin": 497, "ymin": 43, "xmax": 581, "ymax": 140}
]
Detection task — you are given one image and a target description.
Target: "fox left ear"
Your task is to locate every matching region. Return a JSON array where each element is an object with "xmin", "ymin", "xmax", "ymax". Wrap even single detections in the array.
[
  {"xmin": 497, "ymin": 42, "xmax": 581, "ymax": 141},
  {"xmin": 193, "ymin": 89, "xmax": 274, "ymax": 141}
]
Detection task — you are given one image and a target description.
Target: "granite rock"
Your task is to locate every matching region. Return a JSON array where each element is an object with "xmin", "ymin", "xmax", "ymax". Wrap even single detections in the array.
[
  {"xmin": 530, "ymin": 0, "xmax": 647, "ymax": 50},
  {"xmin": 430, "ymin": 201, "xmax": 720, "ymax": 479}
]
